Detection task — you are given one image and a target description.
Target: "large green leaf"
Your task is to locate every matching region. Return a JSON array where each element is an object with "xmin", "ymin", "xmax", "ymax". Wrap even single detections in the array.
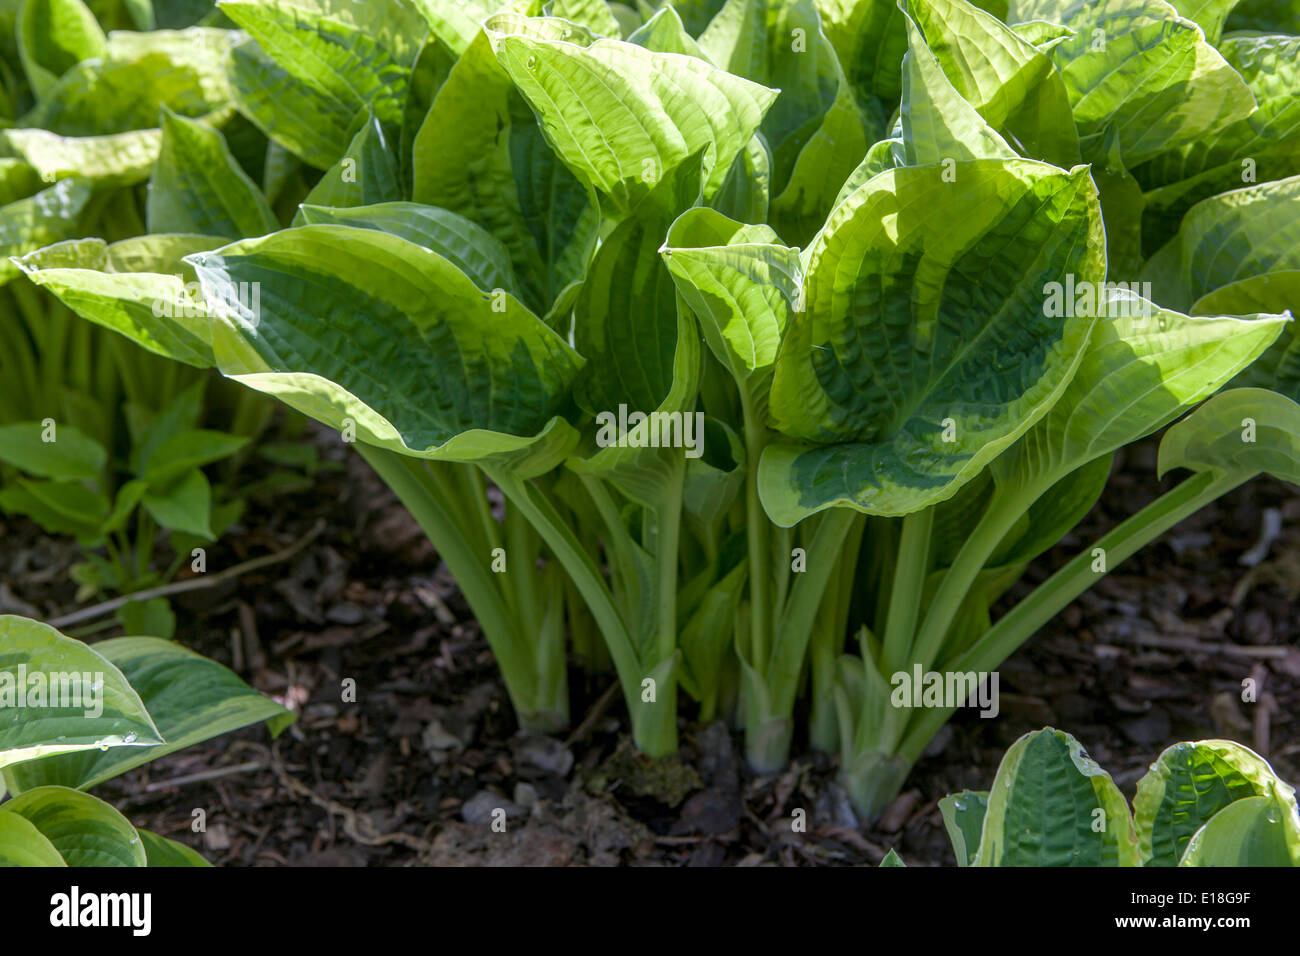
[
  {"xmin": 975, "ymin": 728, "xmax": 1141, "ymax": 866},
  {"xmin": 0, "ymin": 811, "xmax": 67, "ymax": 866},
  {"xmin": 1133, "ymin": 739, "xmax": 1297, "ymax": 866},
  {"xmin": 1, "ymin": 785, "xmax": 145, "ymax": 866},
  {"xmin": 898, "ymin": 12, "xmax": 1016, "ymax": 165},
  {"xmin": 138, "ymin": 828, "xmax": 211, "ymax": 866},
  {"xmin": 21, "ymin": 47, "xmax": 231, "ymax": 137},
  {"xmin": 219, "ymin": 0, "xmax": 423, "ymax": 155},
  {"xmin": 990, "ymin": 290, "xmax": 1288, "ymax": 500},
  {"xmin": 0, "ymin": 128, "xmax": 162, "ymax": 188},
  {"xmin": 13, "ymin": 235, "xmax": 225, "ymax": 367},
  {"xmin": 4, "ymin": 636, "xmax": 292, "ymax": 793},
  {"xmin": 906, "ymin": 0, "xmax": 1080, "ymax": 168},
  {"xmin": 294, "ymin": 110, "xmax": 400, "ymax": 215},
  {"xmin": 148, "ymin": 108, "xmax": 279, "ymax": 238},
  {"xmin": 296, "ymin": 201, "xmax": 518, "ymax": 295},
  {"xmin": 765, "ymin": 0, "xmax": 871, "ymax": 245},
  {"xmin": 484, "ymin": 12, "xmax": 779, "ymax": 211},
  {"xmin": 1142, "ymin": 175, "xmax": 1300, "ymax": 312},
  {"xmin": 0, "ymin": 616, "xmax": 161, "ymax": 772},
  {"xmin": 1225, "ymin": 0, "xmax": 1300, "ymax": 30},
  {"xmin": 760, "ymin": 159, "xmax": 1104, "ymax": 524},
  {"xmin": 223, "ymin": 37, "xmax": 357, "ymax": 170},
  {"xmin": 1007, "ymin": 0, "xmax": 1254, "ymax": 165},
  {"xmin": 188, "ymin": 225, "xmax": 584, "ymax": 472},
  {"xmin": 1194, "ymin": 272, "xmax": 1300, "ymax": 400},
  {"xmin": 1136, "ymin": 34, "xmax": 1300, "ymax": 231},
  {"xmin": 17, "ymin": 0, "xmax": 107, "ymax": 98},
  {"xmin": 815, "ymin": 0, "xmax": 908, "ymax": 106},
  {"xmin": 661, "ymin": 205, "xmax": 800, "ymax": 376},
  {"xmin": 1179, "ymin": 794, "xmax": 1300, "ymax": 866},
  {"xmin": 411, "ymin": 28, "xmax": 599, "ymax": 314},
  {"xmin": 1157, "ymin": 386, "xmax": 1300, "ymax": 484},
  {"xmin": 0, "ymin": 178, "xmax": 91, "ymax": 285},
  {"xmin": 409, "ymin": 0, "xmax": 505, "ymax": 55},
  {"xmin": 938, "ymin": 789, "xmax": 988, "ymax": 866}
]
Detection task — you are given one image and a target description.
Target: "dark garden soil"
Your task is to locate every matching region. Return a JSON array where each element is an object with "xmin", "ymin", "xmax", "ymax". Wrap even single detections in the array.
[{"xmin": 3, "ymin": 423, "xmax": 1298, "ymax": 867}]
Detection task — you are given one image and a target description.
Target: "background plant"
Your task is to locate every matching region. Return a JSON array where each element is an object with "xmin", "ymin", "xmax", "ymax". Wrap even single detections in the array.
[
  {"xmin": 9, "ymin": 0, "xmax": 1300, "ymax": 826},
  {"xmin": 939, "ymin": 727, "xmax": 1300, "ymax": 866},
  {"xmin": 0, "ymin": 614, "xmax": 292, "ymax": 866}
]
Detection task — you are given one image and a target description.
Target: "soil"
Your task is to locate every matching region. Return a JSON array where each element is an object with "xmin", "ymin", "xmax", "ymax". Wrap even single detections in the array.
[{"xmin": 2, "ymin": 424, "xmax": 1297, "ymax": 867}]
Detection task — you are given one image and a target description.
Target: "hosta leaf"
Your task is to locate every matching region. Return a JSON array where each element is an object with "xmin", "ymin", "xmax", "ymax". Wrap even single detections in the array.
[
  {"xmin": 412, "ymin": 28, "xmax": 599, "ymax": 314},
  {"xmin": 661, "ymin": 205, "xmax": 800, "ymax": 375},
  {"xmin": 295, "ymin": 110, "xmax": 400, "ymax": 216},
  {"xmin": 0, "ymin": 616, "xmax": 161, "ymax": 772},
  {"xmin": 0, "ymin": 159, "xmax": 42, "ymax": 206},
  {"xmin": 628, "ymin": 4, "xmax": 707, "ymax": 56},
  {"xmin": 1, "ymin": 128, "xmax": 162, "ymax": 188},
  {"xmin": 1136, "ymin": 34, "xmax": 1300, "ymax": 239},
  {"xmin": 224, "ymin": 38, "xmax": 357, "ymax": 170},
  {"xmin": 552, "ymin": 0, "xmax": 623, "ymax": 34},
  {"xmin": 1133, "ymin": 739, "xmax": 1297, "ymax": 866},
  {"xmin": 1158, "ymin": 387, "xmax": 1300, "ymax": 484},
  {"xmin": 766, "ymin": 0, "xmax": 870, "ymax": 245},
  {"xmin": 831, "ymin": 136, "xmax": 904, "ymax": 210},
  {"xmin": 991, "ymin": 289, "xmax": 1288, "ymax": 498},
  {"xmin": 0, "ymin": 812, "xmax": 67, "ymax": 866},
  {"xmin": 410, "ymin": 0, "xmax": 505, "ymax": 55},
  {"xmin": 296, "ymin": 202, "xmax": 518, "ymax": 295},
  {"xmin": 1194, "ymin": 272, "xmax": 1300, "ymax": 400},
  {"xmin": 899, "ymin": 14, "xmax": 1015, "ymax": 165},
  {"xmin": 712, "ymin": 133, "xmax": 771, "ymax": 225},
  {"xmin": 1225, "ymin": 0, "xmax": 1300, "ymax": 30},
  {"xmin": 975, "ymin": 728, "xmax": 1141, "ymax": 866},
  {"xmin": 1007, "ymin": 0, "xmax": 1255, "ymax": 165},
  {"xmin": 218, "ymin": 0, "xmax": 422, "ymax": 145},
  {"xmin": 906, "ymin": 0, "xmax": 1080, "ymax": 168},
  {"xmin": 1142, "ymin": 175, "xmax": 1300, "ymax": 312},
  {"xmin": 5, "ymin": 636, "xmax": 291, "ymax": 794},
  {"xmin": 189, "ymin": 225, "xmax": 584, "ymax": 471},
  {"xmin": 816, "ymin": 0, "xmax": 908, "ymax": 106},
  {"xmin": 148, "ymin": 108, "xmax": 279, "ymax": 238},
  {"xmin": 938, "ymin": 789, "xmax": 988, "ymax": 866},
  {"xmin": 2, "ymin": 786, "xmax": 145, "ymax": 866},
  {"xmin": 13, "ymin": 235, "xmax": 225, "ymax": 367},
  {"xmin": 100, "ymin": 26, "xmax": 239, "ymax": 109},
  {"xmin": 571, "ymin": 156, "xmax": 701, "ymax": 418},
  {"xmin": 484, "ymin": 12, "xmax": 779, "ymax": 211},
  {"xmin": 0, "ymin": 178, "xmax": 91, "ymax": 285},
  {"xmin": 1179, "ymin": 794, "xmax": 1300, "ymax": 866},
  {"xmin": 761, "ymin": 159, "xmax": 1104, "ymax": 524},
  {"xmin": 21, "ymin": 49, "xmax": 231, "ymax": 137},
  {"xmin": 138, "ymin": 828, "xmax": 211, "ymax": 866},
  {"xmin": 17, "ymin": 0, "xmax": 107, "ymax": 98},
  {"xmin": 698, "ymin": 0, "xmax": 765, "ymax": 78}
]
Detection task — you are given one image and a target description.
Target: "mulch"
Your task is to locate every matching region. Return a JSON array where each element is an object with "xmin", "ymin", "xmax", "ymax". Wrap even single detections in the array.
[{"xmin": 2, "ymin": 426, "xmax": 1296, "ymax": 866}]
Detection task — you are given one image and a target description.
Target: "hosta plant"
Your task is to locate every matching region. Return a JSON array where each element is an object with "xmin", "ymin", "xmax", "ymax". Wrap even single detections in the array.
[
  {"xmin": 940, "ymin": 728, "xmax": 1300, "ymax": 866},
  {"xmin": 0, "ymin": 614, "xmax": 293, "ymax": 866},
  {"xmin": 10, "ymin": 0, "xmax": 1300, "ymax": 821}
]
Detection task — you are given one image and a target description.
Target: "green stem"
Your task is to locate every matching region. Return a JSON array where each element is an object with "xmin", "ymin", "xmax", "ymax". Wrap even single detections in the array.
[
  {"xmin": 484, "ymin": 465, "xmax": 668, "ymax": 751},
  {"xmin": 909, "ymin": 482, "xmax": 1029, "ymax": 675},
  {"xmin": 897, "ymin": 468, "xmax": 1247, "ymax": 764},
  {"xmin": 739, "ymin": 389, "xmax": 770, "ymax": 675},
  {"xmin": 360, "ymin": 447, "xmax": 565, "ymax": 733},
  {"xmin": 880, "ymin": 508, "xmax": 934, "ymax": 677}
]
